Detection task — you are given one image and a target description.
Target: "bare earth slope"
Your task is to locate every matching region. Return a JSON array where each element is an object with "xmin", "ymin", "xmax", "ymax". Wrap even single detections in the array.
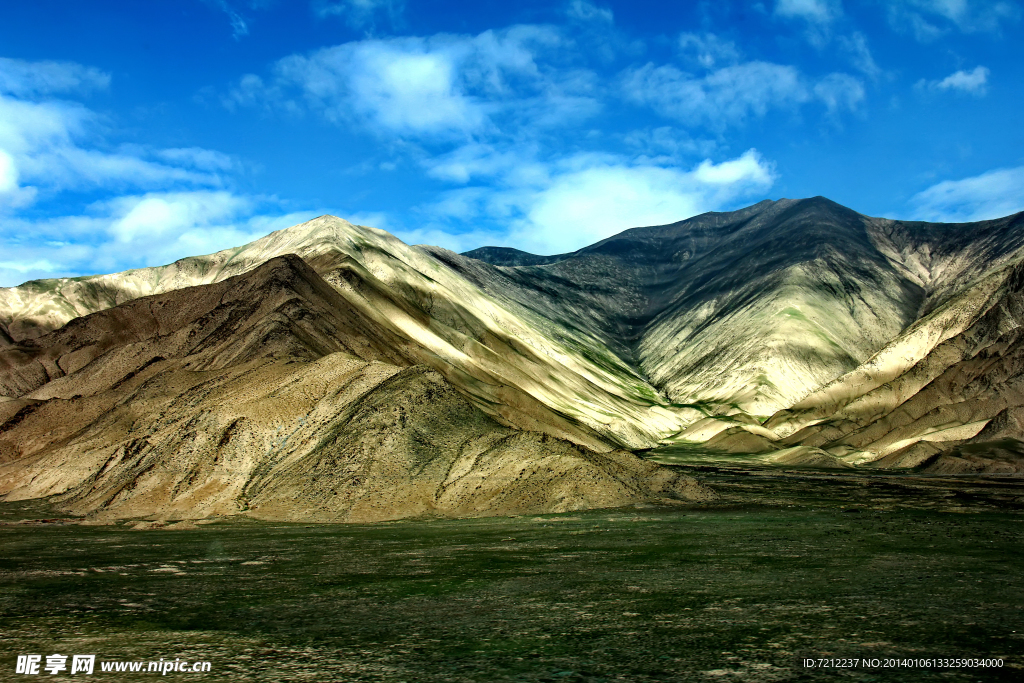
[
  {"xmin": 0, "ymin": 256, "xmax": 712, "ymax": 522},
  {"xmin": 1, "ymin": 216, "xmax": 679, "ymax": 450}
]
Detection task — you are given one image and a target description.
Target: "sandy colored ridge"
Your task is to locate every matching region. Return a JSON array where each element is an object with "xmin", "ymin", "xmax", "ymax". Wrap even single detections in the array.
[{"xmin": 0, "ymin": 255, "xmax": 712, "ymax": 522}]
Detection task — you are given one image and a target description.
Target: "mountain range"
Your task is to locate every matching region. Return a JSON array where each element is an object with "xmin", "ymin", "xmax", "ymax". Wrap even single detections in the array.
[{"xmin": 2, "ymin": 196, "xmax": 1023, "ymax": 522}]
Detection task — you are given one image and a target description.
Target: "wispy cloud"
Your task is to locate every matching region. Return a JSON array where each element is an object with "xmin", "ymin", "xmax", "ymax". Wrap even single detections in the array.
[
  {"xmin": 205, "ymin": 0, "xmax": 250, "ymax": 40},
  {"xmin": 566, "ymin": 0, "xmax": 614, "ymax": 24},
  {"xmin": 155, "ymin": 147, "xmax": 237, "ymax": 172},
  {"xmin": 909, "ymin": 165, "xmax": 1024, "ymax": 222},
  {"xmin": 622, "ymin": 62, "xmax": 808, "ymax": 128},
  {"xmin": 0, "ymin": 93, "xmax": 224, "ymax": 203},
  {"xmin": 916, "ymin": 66, "xmax": 990, "ymax": 95},
  {"xmin": 774, "ymin": 0, "xmax": 843, "ymax": 45},
  {"xmin": 424, "ymin": 142, "xmax": 546, "ymax": 185},
  {"xmin": 676, "ymin": 32, "xmax": 741, "ymax": 69},
  {"xmin": 313, "ymin": 0, "xmax": 404, "ymax": 30},
  {"xmin": 774, "ymin": 0, "xmax": 842, "ymax": 24},
  {"xmin": 838, "ymin": 32, "xmax": 881, "ymax": 79},
  {"xmin": 621, "ymin": 60, "xmax": 862, "ymax": 129},
  {"xmin": 0, "ymin": 57, "xmax": 110, "ymax": 97},
  {"xmin": 886, "ymin": 0, "xmax": 1021, "ymax": 41},
  {"xmin": 622, "ymin": 127, "xmax": 717, "ymax": 164},
  {"xmin": 0, "ymin": 57, "xmax": 249, "ymax": 208},
  {"xmin": 814, "ymin": 72, "xmax": 865, "ymax": 115}
]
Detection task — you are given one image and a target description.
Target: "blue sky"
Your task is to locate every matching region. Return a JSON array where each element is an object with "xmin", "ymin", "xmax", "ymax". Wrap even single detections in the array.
[{"xmin": 0, "ymin": 0, "xmax": 1022, "ymax": 285}]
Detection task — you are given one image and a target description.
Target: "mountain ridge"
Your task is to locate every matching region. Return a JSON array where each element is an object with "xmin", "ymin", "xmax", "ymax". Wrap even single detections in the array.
[
  {"xmin": 3, "ymin": 198, "xmax": 1024, "ymax": 468},
  {"xmin": 0, "ymin": 254, "xmax": 713, "ymax": 522}
]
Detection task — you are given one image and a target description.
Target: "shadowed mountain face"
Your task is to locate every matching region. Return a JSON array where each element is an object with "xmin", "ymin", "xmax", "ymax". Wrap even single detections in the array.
[
  {"xmin": 0, "ymin": 256, "xmax": 712, "ymax": 522},
  {"xmin": 445, "ymin": 198, "xmax": 927, "ymax": 418},
  {"xmin": 2, "ymin": 198, "xmax": 1024, "ymax": 479},
  {"xmin": 460, "ymin": 247, "xmax": 567, "ymax": 267}
]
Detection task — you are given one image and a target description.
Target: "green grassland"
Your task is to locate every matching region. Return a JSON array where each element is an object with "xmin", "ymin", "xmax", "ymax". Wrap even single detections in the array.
[{"xmin": 1, "ymin": 467, "xmax": 1023, "ymax": 682}]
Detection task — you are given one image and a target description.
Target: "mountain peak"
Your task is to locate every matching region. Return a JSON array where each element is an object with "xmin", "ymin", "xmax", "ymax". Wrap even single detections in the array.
[{"xmin": 5, "ymin": 196, "xmax": 1024, "ymax": 457}]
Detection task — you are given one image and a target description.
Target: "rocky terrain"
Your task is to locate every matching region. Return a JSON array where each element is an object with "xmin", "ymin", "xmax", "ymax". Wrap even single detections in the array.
[
  {"xmin": 2, "ymin": 196, "xmax": 1024, "ymax": 524},
  {"xmin": 0, "ymin": 255, "xmax": 711, "ymax": 522}
]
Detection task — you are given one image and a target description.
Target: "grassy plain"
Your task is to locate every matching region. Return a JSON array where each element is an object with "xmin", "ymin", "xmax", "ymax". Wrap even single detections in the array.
[{"xmin": 1, "ymin": 463, "xmax": 1023, "ymax": 682}]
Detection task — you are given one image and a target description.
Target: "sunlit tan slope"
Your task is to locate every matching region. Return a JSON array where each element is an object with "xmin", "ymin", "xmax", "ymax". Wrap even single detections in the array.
[
  {"xmin": 0, "ymin": 217, "xmax": 687, "ymax": 449},
  {"xmin": 0, "ymin": 256, "xmax": 712, "ymax": 522}
]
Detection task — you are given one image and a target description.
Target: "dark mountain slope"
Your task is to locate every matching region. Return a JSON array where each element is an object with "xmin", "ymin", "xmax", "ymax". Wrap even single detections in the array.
[
  {"xmin": 460, "ymin": 246, "xmax": 567, "ymax": 267},
  {"xmin": 452, "ymin": 198, "xmax": 926, "ymax": 419}
]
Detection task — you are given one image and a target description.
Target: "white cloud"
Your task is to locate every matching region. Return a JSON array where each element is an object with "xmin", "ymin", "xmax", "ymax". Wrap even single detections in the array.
[
  {"xmin": 204, "ymin": 0, "xmax": 250, "ymax": 40},
  {"xmin": 838, "ymin": 32, "xmax": 881, "ymax": 78},
  {"xmin": 0, "ymin": 94, "xmax": 92, "ymax": 154},
  {"xmin": 566, "ymin": 0, "xmax": 614, "ymax": 24},
  {"xmin": 0, "ymin": 66, "xmax": 229, "ymax": 209},
  {"xmin": 677, "ymin": 33, "xmax": 741, "ymax": 69},
  {"xmin": 887, "ymin": 0, "xmax": 1020, "ymax": 40},
  {"xmin": 424, "ymin": 142, "xmax": 549, "ymax": 185},
  {"xmin": 0, "ymin": 57, "xmax": 110, "ymax": 97},
  {"xmin": 775, "ymin": 0, "xmax": 842, "ymax": 24},
  {"xmin": 96, "ymin": 192, "xmax": 324, "ymax": 268},
  {"xmin": 336, "ymin": 45, "xmax": 485, "ymax": 136},
  {"xmin": 104, "ymin": 191, "xmax": 253, "ymax": 244},
  {"xmin": 0, "ymin": 190, "xmax": 323, "ymax": 285},
  {"xmin": 938, "ymin": 66, "xmax": 990, "ymax": 93},
  {"xmin": 420, "ymin": 148, "xmax": 776, "ymax": 255},
  {"xmin": 228, "ymin": 26, "xmax": 597, "ymax": 140},
  {"xmin": 623, "ymin": 59, "xmax": 865, "ymax": 127},
  {"xmin": 622, "ymin": 61, "xmax": 809, "ymax": 129},
  {"xmin": 917, "ymin": 66, "xmax": 990, "ymax": 95},
  {"xmin": 314, "ymin": 0, "xmax": 404, "ymax": 29},
  {"xmin": 909, "ymin": 165, "xmax": 1024, "ymax": 222},
  {"xmin": 774, "ymin": 0, "xmax": 842, "ymax": 45},
  {"xmin": 692, "ymin": 150, "xmax": 775, "ymax": 186},
  {"xmin": 511, "ymin": 150, "xmax": 775, "ymax": 254},
  {"xmin": 156, "ymin": 147, "xmax": 236, "ymax": 171},
  {"xmin": 0, "ymin": 149, "xmax": 18, "ymax": 193},
  {"xmin": 813, "ymin": 72, "xmax": 865, "ymax": 114}
]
